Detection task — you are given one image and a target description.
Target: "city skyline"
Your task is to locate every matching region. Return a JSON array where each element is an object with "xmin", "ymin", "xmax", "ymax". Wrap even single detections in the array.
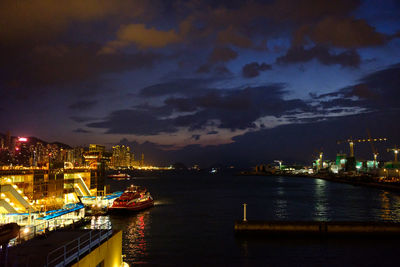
[{"xmin": 1, "ymin": 0, "xmax": 400, "ymax": 165}]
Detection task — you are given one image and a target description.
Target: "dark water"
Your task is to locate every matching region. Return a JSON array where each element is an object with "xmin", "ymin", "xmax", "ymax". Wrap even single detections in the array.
[{"xmin": 93, "ymin": 174, "xmax": 400, "ymax": 266}]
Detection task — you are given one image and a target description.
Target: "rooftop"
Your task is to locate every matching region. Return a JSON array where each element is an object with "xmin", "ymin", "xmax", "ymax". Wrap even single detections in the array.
[{"xmin": 6, "ymin": 228, "xmax": 116, "ymax": 266}]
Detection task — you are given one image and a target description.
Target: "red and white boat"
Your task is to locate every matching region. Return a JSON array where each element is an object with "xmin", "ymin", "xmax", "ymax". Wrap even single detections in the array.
[{"xmin": 108, "ymin": 185, "xmax": 154, "ymax": 212}]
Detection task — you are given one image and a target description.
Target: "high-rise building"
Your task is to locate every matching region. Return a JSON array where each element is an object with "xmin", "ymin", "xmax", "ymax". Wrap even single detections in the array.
[
  {"xmin": 89, "ymin": 144, "xmax": 105, "ymax": 153},
  {"xmin": 5, "ymin": 131, "xmax": 11, "ymax": 150},
  {"xmin": 111, "ymin": 145, "xmax": 132, "ymax": 168},
  {"xmin": 15, "ymin": 137, "xmax": 31, "ymax": 166}
]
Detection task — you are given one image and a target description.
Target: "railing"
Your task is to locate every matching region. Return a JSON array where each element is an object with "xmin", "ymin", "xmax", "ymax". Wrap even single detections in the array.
[
  {"xmin": 46, "ymin": 221, "xmax": 112, "ymax": 267},
  {"xmin": 7, "ymin": 218, "xmax": 86, "ymax": 247}
]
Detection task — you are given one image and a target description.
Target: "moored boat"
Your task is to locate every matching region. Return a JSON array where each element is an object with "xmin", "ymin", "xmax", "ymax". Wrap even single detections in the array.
[
  {"xmin": 108, "ymin": 172, "xmax": 131, "ymax": 179},
  {"xmin": 108, "ymin": 185, "xmax": 154, "ymax": 212}
]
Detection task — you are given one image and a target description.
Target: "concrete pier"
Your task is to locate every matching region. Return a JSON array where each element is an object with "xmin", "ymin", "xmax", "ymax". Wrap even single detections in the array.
[{"xmin": 234, "ymin": 221, "xmax": 400, "ymax": 237}]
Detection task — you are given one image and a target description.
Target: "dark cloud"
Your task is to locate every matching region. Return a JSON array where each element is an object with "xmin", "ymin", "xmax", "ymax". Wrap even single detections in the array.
[
  {"xmin": 349, "ymin": 84, "xmax": 378, "ymax": 99},
  {"xmin": 217, "ymin": 26, "xmax": 253, "ymax": 48},
  {"xmin": 73, "ymin": 128, "xmax": 92, "ymax": 133},
  {"xmin": 242, "ymin": 62, "xmax": 272, "ymax": 78},
  {"xmin": 276, "ymin": 46, "xmax": 360, "ymax": 67},
  {"xmin": 269, "ymin": 0, "xmax": 361, "ymax": 23},
  {"xmin": 164, "ymin": 97, "xmax": 196, "ymax": 112},
  {"xmin": 314, "ymin": 63, "xmax": 400, "ymax": 111},
  {"xmin": 101, "ymin": 23, "xmax": 181, "ymax": 52},
  {"xmin": 0, "ymin": 0, "xmax": 154, "ymax": 44},
  {"xmin": 68, "ymin": 100, "xmax": 98, "ymax": 110},
  {"xmin": 344, "ymin": 63, "xmax": 400, "ymax": 108},
  {"xmin": 214, "ymin": 65, "xmax": 231, "ymax": 74},
  {"xmin": 191, "ymin": 134, "xmax": 201, "ymax": 141},
  {"xmin": 139, "ymin": 79, "xmax": 212, "ymax": 97},
  {"xmin": 195, "ymin": 64, "xmax": 231, "ymax": 75},
  {"xmin": 196, "ymin": 64, "xmax": 211, "ymax": 74},
  {"xmin": 87, "ymin": 109, "xmax": 177, "ymax": 135},
  {"xmin": 88, "ymin": 82, "xmax": 316, "ymax": 134},
  {"xmin": 70, "ymin": 116, "xmax": 98, "ymax": 123},
  {"xmin": 209, "ymin": 47, "xmax": 238, "ymax": 63},
  {"xmin": 0, "ymin": 43, "xmax": 161, "ymax": 96},
  {"xmin": 293, "ymin": 17, "xmax": 388, "ymax": 48},
  {"xmin": 207, "ymin": 131, "xmax": 218, "ymax": 135}
]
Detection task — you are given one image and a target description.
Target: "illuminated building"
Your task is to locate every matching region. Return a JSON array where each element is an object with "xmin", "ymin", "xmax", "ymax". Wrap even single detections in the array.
[
  {"xmin": 335, "ymin": 154, "xmax": 347, "ymax": 171},
  {"xmin": 5, "ymin": 131, "xmax": 11, "ymax": 151},
  {"xmin": 84, "ymin": 144, "xmax": 110, "ymax": 192},
  {"xmin": 65, "ymin": 146, "xmax": 85, "ymax": 167},
  {"xmin": 14, "ymin": 137, "xmax": 30, "ymax": 166},
  {"xmin": 111, "ymin": 145, "xmax": 132, "ymax": 168}
]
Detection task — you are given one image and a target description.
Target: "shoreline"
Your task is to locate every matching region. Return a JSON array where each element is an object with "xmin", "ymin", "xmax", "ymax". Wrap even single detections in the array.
[{"xmin": 239, "ymin": 172, "xmax": 400, "ymax": 193}]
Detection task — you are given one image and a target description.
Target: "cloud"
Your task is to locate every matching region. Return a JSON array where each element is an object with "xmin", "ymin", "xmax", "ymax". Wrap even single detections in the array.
[
  {"xmin": 207, "ymin": 131, "xmax": 218, "ymax": 135},
  {"xmin": 269, "ymin": 0, "xmax": 361, "ymax": 23},
  {"xmin": 0, "ymin": 43, "xmax": 161, "ymax": 93},
  {"xmin": 73, "ymin": 128, "xmax": 92, "ymax": 133},
  {"xmin": 68, "ymin": 100, "xmax": 98, "ymax": 110},
  {"xmin": 242, "ymin": 62, "xmax": 272, "ymax": 78},
  {"xmin": 196, "ymin": 64, "xmax": 212, "ymax": 74},
  {"xmin": 88, "ymin": 82, "xmax": 319, "ymax": 135},
  {"xmin": 209, "ymin": 47, "xmax": 238, "ymax": 63},
  {"xmin": 314, "ymin": 62, "xmax": 400, "ymax": 111},
  {"xmin": 0, "ymin": 0, "xmax": 151, "ymax": 44},
  {"xmin": 139, "ymin": 78, "xmax": 213, "ymax": 97},
  {"xmin": 191, "ymin": 134, "xmax": 201, "ymax": 141},
  {"xmin": 217, "ymin": 26, "xmax": 252, "ymax": 48},
  {"xmin": 70, "ymin": 116, "xmax": 98, "ymax": 123},
  {"xmin": 293, "ymin": 17, "xmax": 387, "ymax": 48},
  {"xmin": 87, "ymin": 109, "xmax": 177, "ymax": 135},
  {"xmin": 164, "ymin": 98, "xmax": 197, "ymax": 112},
  {"xmin": 195, "ymin": 64, "xmax": 231, "ymax": 75},
  {"xmin": 276, "ymin": 45, "xmax": 360, "ymax": 67},
  {"xmin": 343, "ymin": 63, "xmax": 400, "ymax": 108},
  {"xmin": 101, "ymin": 24, "xmax": 181, "ymax": 53}
]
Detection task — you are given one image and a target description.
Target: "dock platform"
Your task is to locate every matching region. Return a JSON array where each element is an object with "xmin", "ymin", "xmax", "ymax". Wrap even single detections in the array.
[{"xmin": 234, "ymin": 221, "xmax": 400, "ymax": 237}]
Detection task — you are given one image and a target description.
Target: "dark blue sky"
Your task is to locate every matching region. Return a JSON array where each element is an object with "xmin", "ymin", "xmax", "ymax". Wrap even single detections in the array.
[{"xmin": 1, "ymin": 0, "xmax": 400, "ymax": 166}]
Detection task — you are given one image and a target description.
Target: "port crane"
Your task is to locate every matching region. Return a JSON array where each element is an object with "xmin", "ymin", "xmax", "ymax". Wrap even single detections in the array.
[
  {"xmin": 387, "ymin": 146, "xmax": 399, "ymax": 163},
  {"xmin": 312, "ymin": 148, "xmax": 323, "ymax": 171},
  {"xmin": 367, "ymin": 130, "xmax": 379, "ymax": 168},
  {"xmin": 337, "ymin": 137, "xmax": 387, "ymax": 158}
]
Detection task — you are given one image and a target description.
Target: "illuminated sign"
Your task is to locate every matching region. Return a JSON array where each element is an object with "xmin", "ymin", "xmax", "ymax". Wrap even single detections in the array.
[{"xmin": 18, "ymin": 137, "xmax": 28, "ymax": 142}]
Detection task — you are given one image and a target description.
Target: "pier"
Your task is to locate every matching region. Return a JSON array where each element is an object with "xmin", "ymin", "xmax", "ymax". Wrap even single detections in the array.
[
  {"xmin": 235, "ymin": 203, "xmax": 400, "ymax": 237},
  {"xmin": 235, "ymin": 221, "xmax": 400, "ymax": 237}
]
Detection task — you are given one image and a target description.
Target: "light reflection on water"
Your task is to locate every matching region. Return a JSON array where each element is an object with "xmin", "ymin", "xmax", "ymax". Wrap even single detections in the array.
[
  {"xmin": 88, "ymin": 211, "xmax": 151, "ymax": 265},
  {"xmin": 101, "ymin": 175, "xmax": 400, "ymax": 265},
  {"xmin": 313, "ymin": 179, "xmax": 330, "ymax": 221},
  {"xmin": 89, "ymin": 215, "xmax": 111, "ymax": 229},
  {"xmin": 274, "ymin": 199, "xmax": 288, "ymax": 219},
  {"xmin": 154, "ymin": 199, "xmax": 174, "ymax": 206},
  {"xmin": 123, "ymin": 211, "xmax": 150, "ymax": 264},
  {"xmin": 379, "ymin": 191, "xmax": 400, "ymax": 220},
  {"xmin": 273, "ymin": 176, "xmax": 288, "ymax": 219}
]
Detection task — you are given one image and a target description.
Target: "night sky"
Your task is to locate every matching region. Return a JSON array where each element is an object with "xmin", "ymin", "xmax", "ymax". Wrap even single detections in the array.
[{"xmin": 1, "ymin": 0, "xmax": 400, "ymax": 166}]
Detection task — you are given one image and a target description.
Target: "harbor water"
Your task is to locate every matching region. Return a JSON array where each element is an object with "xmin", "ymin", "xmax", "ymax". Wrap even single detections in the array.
[{"xmin": 93, "ymin": 174, "xmax": 400, "ymax": 266}]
